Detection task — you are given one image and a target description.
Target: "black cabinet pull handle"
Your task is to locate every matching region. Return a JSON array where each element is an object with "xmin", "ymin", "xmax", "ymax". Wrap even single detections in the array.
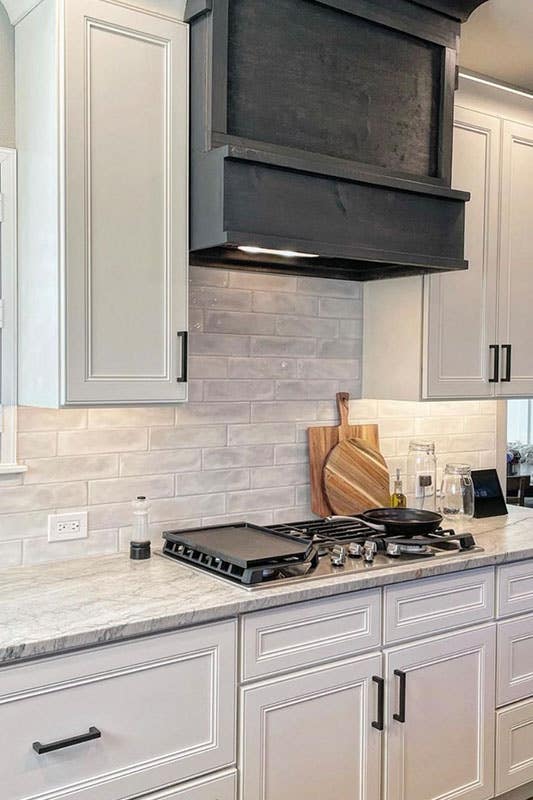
[
  {"xmin": 393, "ymin": 670, "xmax": 406, "ymax": 723},
  {"xmin": 372, "ymin": 675, "xmax": 385, "ymax": 731},
  {"xmin": 33, "ymin": 726, "xmax": 101, "ymax": 755},
  {"xmin": 177, "ymin": 331, "xmax": 188, "ymax": 383},
  {"xmin": 501, "ymin": 345, "xmax": 512, "ymax": 383},
  {"xmin": 489, "ymin": 345, "xmax": 500, "ymax": 383}
]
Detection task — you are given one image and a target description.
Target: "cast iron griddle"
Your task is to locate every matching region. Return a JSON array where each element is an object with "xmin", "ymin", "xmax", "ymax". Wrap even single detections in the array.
[{"xmin": 165, "ymin": 523, "xmax": 313, "ymax": 568}]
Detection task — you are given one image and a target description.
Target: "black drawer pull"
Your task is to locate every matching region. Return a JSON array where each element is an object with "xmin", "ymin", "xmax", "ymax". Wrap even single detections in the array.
[
  {"xmin": 489, "ymin": 345, "xmax": 499, "ymax": 383},
  {"xmin": 393, "ymin": 670, "xmax": 406, "ymax": 724},
  {"xmin": 501, "ymin": 344, "xmax": 512, "ymax": 383},
  {"xmin": 372, "ymin": 675, "xmax": 385, "ymax": 731},
  {"xmin": 33, "ymin": 726, "xmax": 101, "ymax": 755}
]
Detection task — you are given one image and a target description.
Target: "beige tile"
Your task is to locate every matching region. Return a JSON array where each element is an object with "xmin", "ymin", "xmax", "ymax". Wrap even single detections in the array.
[
  {"xmin": 88, "ymin": 475, "xmax": 174, "ymax": 505},
  {"xmin": 465, "ymin": 415, "xmax": 497, "ymax": 433},
  {"xmin": 251, "ymin": 464, "xmax": 307, "ymax": 489},
  {"xmin": 229, "ymin": 272, "xmax": 297, "ymax": 292},
  {"xmin": 251, "ymin": 401, "xmax": 317, "ymax": 423},
  {"xmin": 0, "ymin": 540, "xmax": 23, "ymax": 566},
  {"xmin": 0, "ymin": 511, "xmax": 49, "ymax": 541},
  {"xmin": 24, "ymin": 455, "xmax": 119, "ymax": 485},
  {"xmin": 202, "ymin": 445, "xmax": 274, "ymax": 470},
  {"xmin": 18, "ymin": 432, "xmax": 57, "ymax": 459},
  {"xmin": 0, "ymin": 482, "xmax": 87, "ymax": 513},
  {"xmin": 150, "ymin": 425, "xmax": 226, "ymax": 450},
  {"xmin": 228, "ymin": 357, "xmax": 296, "ymax": 380},
  {"xmin": 274, "ymin": 443, "xmax": 309, "ymax": 465},
  {"xmin": 87, "ymin": 408, "xmax": 174, "ymax": 428},
  {"xmin": 252, "ymin": 292, "xmax": 317, "ymax": 316},
  {"xmin": 190, "ymin": 285, "xmax": 251, "ymax": 311},
  {"xmin": 150, "ymin": 493, "xmax": 225, "ymax": 523},
  {"xmin": 18, "ymin": 407, "xmax": 87, "ymax": 431},
  {"xmin": 227, "ymin": 487, "xmax": 294, "ymax": 513},
  {"xmin": 189, "ymin": 266, "xmax": 229, "ymax": 287},
  {"xmin": 58, "ymin": 429, "xmax": 148, "ymax": 455},
  {"xmin": 414, "ymin": 416, "xmax": 464, "ymax": 435},
  {"xmin": 228, "ymin": 423, "xmax": 295, "ymax": 446},
  {"xmin": 178, "ymin": 468, "xmax": 250, "ymax": 495},
  {"xmin": 120, "ymin": 449, "xmax": 202, "ymax": 476},
  {"xmin": 176, "ymin": 401, "xmax": 249, "ymax": 425}
]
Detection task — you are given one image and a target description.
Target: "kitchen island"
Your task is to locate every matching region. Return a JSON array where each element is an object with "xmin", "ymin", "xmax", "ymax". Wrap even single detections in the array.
[{"xmin": 3, "ymin": 508, "xmax": 533, "ymax": 800}]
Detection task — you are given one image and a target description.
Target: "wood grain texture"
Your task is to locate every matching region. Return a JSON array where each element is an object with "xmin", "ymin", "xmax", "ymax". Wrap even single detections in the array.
[
  {"xmin": 324, "ymin": 438, "xmax": 390, "ymax": 516},
  {"xmin": 308, "ymin": 393, "xmax": 380, "ymax": 517}
]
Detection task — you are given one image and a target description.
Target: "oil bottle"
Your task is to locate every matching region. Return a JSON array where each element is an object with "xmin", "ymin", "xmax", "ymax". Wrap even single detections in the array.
[{"xmin": 390, "ymin": 469, "xmax": 407, "ymax": 509}]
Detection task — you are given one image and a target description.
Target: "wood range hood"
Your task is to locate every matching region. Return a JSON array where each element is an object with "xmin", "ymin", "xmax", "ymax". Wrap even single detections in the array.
[{"xmin": 186, "ymin": 0, "xmax": 490, "ymax": 281}]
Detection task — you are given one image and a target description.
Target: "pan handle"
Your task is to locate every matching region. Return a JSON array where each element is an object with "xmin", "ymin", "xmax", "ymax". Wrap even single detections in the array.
[{"xmin": 325, "ymin": 515, "xmax": 386, "ymax": 532}]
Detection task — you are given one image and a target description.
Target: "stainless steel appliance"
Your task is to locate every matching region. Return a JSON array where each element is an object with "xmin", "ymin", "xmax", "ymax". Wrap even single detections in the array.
[{"xmin": 162, "ymin": 516, "xmax": 481, "ymax": 591}]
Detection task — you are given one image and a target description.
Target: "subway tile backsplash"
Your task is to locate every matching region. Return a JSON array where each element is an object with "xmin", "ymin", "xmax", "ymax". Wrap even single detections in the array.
[{"xmin": 0, "ymin": 267, "xmax": 497, "ymax": 567}]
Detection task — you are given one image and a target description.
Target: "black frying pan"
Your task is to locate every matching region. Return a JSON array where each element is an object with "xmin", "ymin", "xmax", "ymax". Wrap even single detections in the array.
[{"xmin": 359, "ymin": 507, "xmax": 443, "ymax": 536}]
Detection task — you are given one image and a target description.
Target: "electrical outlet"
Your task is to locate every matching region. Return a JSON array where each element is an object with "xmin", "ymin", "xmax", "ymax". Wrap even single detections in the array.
[{"xmin": 48, "ymin": 511, "xmax": 88, "ymax": 542}]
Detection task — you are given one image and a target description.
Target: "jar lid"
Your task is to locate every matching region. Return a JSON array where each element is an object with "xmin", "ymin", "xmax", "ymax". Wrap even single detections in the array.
[
  {"xmin": 444, "ymin": 463, "xmax": 472, "ymax": 475},
  {"xmin": 408, "ymin": 440, "xmax": 435, "ymax": 453}
]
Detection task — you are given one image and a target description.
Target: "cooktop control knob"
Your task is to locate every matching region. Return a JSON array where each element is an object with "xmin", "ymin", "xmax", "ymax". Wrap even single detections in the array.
[
  {"xmin": 330, "ymin": 545, "xmax": 346, "ymax": 566},
  {"xmin": 363, "ymin": 544, "xmax": 375, "ymax": 564},
  {"xmin": 348, "ymin": 542, "xmax": 364, "ymax": 558}
]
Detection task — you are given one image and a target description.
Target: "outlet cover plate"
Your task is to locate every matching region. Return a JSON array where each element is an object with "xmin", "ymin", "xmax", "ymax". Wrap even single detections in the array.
[{"xmin": 48, "ymin": 511, "xmax": 88, "ymax": 542}]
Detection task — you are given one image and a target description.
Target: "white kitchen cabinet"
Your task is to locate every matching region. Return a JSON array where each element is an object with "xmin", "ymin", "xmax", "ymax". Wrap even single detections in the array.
[
  {"xmin": 364, "ymin": 82, "xmax": 533, "ymax": 401},
  {"xmin": 384, "ymin": 624, "xmax": 496, "ymax": 800},
  {"xmin": 139, "ymin": 771, "xmax": 237, "ymax": 800},
  {"xmin": 496, "ymin": 698, "xmax": 533, "ymax": 795},
  {"xmin": 240, "ymin": 653, "xmax": 383, "ymax": 800},
  {"xmin": 16, "ymin": 0, "xmax": 188, "ymax": 407},
  {"xmin": 497, "ymin": 119, "xmax": 533, "ymax": 396},
  {"xmin": 0, "ymin": 621, "xmax": 236, "ymax": 800}
]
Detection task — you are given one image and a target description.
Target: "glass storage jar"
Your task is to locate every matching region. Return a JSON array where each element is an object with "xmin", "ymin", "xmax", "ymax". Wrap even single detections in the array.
[
  {"xmin": 440, "ymin": 464, "xmax": 475, "ymax": 521},
  {"xmin": 407, "ymin": 441, "xmax": 437, "ymax": 511}
]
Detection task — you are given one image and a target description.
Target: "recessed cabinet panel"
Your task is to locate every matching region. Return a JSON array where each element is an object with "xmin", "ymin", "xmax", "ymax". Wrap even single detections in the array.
[
  {"xmin": 65, "ymin": 0, "xmax": 188, "ymax": 403},
  {"xmin": 496, "ymin": 698, "xmax": 533, "ymax": 795},
  {"xmin": 16, "ymin": 0, "xmax": 188, "ymax": 407},
  {"xmin": 497, "ymin": 561, "xmax": 533, "ymax": 618},
  {"xmin": 240, "ymin": 654, "xmax": 382, "ymax": 800},
  {"xmin": 385, "ymin": 625, "xmax": 496, "ymax": 800},
  {"xmin": 497, "ymin": 614, "xmax": 533, "ymax": 706},
  {"xmin": 425, "ymin": 107, "xmax": 500, "ymax": 398},
  {"xmin": 497, "ymin": 120, "xmax": 533, "ymax": 396},
  {"xmin": 0, "ymin": 622, "xmax": 236, "ymax": 800},
  {"xmin": 241, "ymin": 589, "xmax": 381, "ymax": 680}
]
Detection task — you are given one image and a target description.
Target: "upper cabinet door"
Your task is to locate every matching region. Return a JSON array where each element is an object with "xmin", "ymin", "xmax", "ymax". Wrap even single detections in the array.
[
  {"xmin": 497, "ymin": 119, "xmax": 533, "ymax": 397},
  {"xmin": 425, "ymin": 107, "xmax": 500, "ymax": 398},
  {"xmin": 64, "ymin": 0, "xmax": 188, "ymax": 404}
]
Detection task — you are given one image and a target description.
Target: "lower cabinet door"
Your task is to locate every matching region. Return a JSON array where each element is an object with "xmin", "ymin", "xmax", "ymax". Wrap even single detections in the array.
[
  {"xmin": 496, "ymin": 698, "xmax": 533, "ymax": 795},
  {"xmin": 240, "ymin": 653, "xmax": 383, "ymax": 800},
  {"xmin": 141, "ymin": 770, "xmax": 236, "ymax": 800},
  {"xmin": 384, "ymin": 625, "xmax": 496, "ymax": 800}
]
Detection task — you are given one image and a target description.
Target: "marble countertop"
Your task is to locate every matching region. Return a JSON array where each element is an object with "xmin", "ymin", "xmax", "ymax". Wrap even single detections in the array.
[{"xmin": 3, "ymin": 507, "xmax": 533, "ymax": 665}]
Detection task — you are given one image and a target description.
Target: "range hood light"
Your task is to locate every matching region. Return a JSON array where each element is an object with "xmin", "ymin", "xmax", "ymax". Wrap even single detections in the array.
[{"xmin": 238, "ymin": 246, "xmax": 320, "ymax": 259}]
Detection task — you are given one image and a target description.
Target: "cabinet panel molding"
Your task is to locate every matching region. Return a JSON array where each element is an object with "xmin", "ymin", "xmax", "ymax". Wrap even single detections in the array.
[
  {"xmin": 241, "ymin": 589, "xmax": 381, "ymax": 680},
  {"xmin": 497, "ymin": 614, "xmax": 533, "ymax": 706},
  {"xmin": 384, "ymin": 567, "xmax": 494, "ymax": 644}
]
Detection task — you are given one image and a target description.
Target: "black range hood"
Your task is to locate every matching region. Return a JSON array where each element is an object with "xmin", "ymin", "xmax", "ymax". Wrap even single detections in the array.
[{"xmin": 186, "ymin": 0, "xmax": 490, "ymax": 281}]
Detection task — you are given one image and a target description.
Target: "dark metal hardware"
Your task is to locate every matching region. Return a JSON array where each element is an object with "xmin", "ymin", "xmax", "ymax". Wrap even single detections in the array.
[
  {"xmin": 501, "ymin": 344, "xmax": 512, "ymax": 383},
  {"xmin": 372, "ymin": 675, "xmax": 385, "ymax": 731},
  {"xmin": 489, "ymin": 345, "xmax": 500, "ymax": 383},
  {"xmin": 33, "ymin": 726, "xmax": 101, "ymax": 755},
  {"xmin": 177, "ymin": 331, "xmax": 188, "ymax": 383},
  {"xmin": 393, "ymin": 670, "xmax": 406, "ymax": 723}
]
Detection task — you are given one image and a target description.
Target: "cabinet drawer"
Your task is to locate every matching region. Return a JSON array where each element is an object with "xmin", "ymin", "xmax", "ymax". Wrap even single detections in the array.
[
  {"xmin": 496, "ymin": 698, "xmax": 533, "ymax": 795},
  {"xmin": 241, "ymin": 589, "xmax": 381, "ymax": 680},
  {"xmin": 0, "ymin": 621, "xmax": 236, "ymax": 800},
  {"xmin": 498, "ymin": 561, "xmax": 533, "ymax": 618},
  {"xmin": 497, "ymin": 614, "xmax": 533, "ymax": 705},
  {"xmin": 142, "ymin": 770, "xmax": 236, "ymax": 800},
  {"xmin": 384, "ymin": 568, "xmax": 494, "ymax": 644}
]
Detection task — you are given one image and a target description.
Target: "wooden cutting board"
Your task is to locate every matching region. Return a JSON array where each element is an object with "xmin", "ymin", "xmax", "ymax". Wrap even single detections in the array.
[
  {"xmin": 323, "ymin": 437, "xmax": 390, "ymax": 516},
  {"xmin": 308, "ymin": 393, "xmax": 380, "ymax": 517}
]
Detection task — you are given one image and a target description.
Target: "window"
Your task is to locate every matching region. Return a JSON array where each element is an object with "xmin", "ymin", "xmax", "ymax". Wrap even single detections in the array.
[{"xmin": 0, "ymin": 148, "xmax": 25, "ymax": 472}]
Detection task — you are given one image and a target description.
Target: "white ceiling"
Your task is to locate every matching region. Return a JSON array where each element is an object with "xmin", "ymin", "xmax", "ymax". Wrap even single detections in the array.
[{"xmin": 460, "ymin": 0, "xmax": 533, "ymax": 92}]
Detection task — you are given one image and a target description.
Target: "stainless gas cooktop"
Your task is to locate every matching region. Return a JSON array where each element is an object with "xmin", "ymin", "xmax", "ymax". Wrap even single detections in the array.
[{"xmin": 161, "ymin": 516, "xmax": 482, "ymax": 591}]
